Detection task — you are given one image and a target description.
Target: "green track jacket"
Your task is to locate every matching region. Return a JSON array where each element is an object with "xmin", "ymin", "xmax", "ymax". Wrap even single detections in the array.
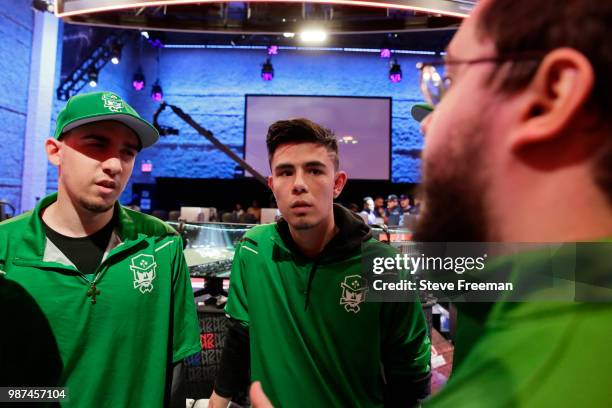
[
  {"xmin": 0, "ymin": 193, "xmax": 201, "ymax": 407},
  {"xmin": 225, "ymin": 204, "xmax": 431, "ymax": 407}
]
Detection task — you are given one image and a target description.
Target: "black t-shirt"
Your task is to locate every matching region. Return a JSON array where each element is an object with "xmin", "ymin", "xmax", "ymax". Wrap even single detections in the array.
[{"xmin": 42, "ymin": 217, "xmax": 115, "ymax": 277}]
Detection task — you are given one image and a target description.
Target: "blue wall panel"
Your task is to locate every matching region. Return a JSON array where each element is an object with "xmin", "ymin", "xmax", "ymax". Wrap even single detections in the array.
[
  {"xmin": 123, "ymin": 47, "xmax": 426, "ymax": 203},
  {"xmin": 0, "ymin": 2, "xmax": 34, "ymax": 213}
]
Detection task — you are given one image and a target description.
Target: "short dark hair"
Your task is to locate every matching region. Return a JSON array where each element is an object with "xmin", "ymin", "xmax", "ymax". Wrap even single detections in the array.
[
  {"xmin": 266, "ymin": 118, "xmax": 339, "ymax": 170},
  {"xmin": 478, "ymin": 0, "xmax": 612, "ymax": 203},
  {"xmin": 478, "ymin": 0, "xmax": 611, "ymax": 119}
]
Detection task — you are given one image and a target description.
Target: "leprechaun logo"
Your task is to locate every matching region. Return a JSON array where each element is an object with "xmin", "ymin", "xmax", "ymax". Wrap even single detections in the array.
[
  {"xmin": 130, "ymin": 254, "xmax": 157, "ymax": 294},
  {"xmin": 340, "ymin": 275, "xmax": 368, "ymax": 313},
  {"xmin": 102, "ymin": 93, "xmax": 125, "ymax": 113}
]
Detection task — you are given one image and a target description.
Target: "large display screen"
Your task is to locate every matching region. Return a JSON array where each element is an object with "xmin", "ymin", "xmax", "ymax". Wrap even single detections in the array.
[{"xmin": 244, "ymin": 95, "xmax": 391, "ymax": 181}]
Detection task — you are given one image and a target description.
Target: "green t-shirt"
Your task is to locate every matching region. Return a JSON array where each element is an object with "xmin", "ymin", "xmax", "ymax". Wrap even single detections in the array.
[
  {"xmin": 0, "ymin": 194, "xmax": 201, "ymax": 407},
  {"xmin": 425, "ymin": 243, "xmax": 612, "ymax": 407},
  {"xmin": 225, "ymin": 209, "xmax": 431, "ymax": 408}
]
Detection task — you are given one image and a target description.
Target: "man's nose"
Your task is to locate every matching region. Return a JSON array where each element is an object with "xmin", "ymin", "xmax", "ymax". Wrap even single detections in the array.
[
  {"xmin": 101, "ymin": 156, "xmax": 122, "ymax": 176},
  {"xmin": 292, "ymin": 170, "xmax": 307, "ymax": 193}
]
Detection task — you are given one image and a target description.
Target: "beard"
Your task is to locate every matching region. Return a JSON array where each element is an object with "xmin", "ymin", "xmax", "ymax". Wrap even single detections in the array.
[
  {"xmin": 291, "ymin": 217, "xmax": 318, "ymax": 231},
  {"xmin": 79, "ymin": 197, "xmax": 115, "ymax": 213},
  {"xmin": 413, "ymin": 116, "xmax": 491, "ymax": 243}
]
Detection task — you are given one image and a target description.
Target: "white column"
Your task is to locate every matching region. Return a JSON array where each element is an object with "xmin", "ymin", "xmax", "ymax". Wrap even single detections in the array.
[{"xmin": 21, "ymin": 11, "xmax": 59, "ymax": 212}]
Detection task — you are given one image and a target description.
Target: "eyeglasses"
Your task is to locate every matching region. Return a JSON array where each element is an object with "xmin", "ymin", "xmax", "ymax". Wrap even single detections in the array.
[{"xmin": 416, "ymin": 54, "xmax": 544, "ymax": 107}]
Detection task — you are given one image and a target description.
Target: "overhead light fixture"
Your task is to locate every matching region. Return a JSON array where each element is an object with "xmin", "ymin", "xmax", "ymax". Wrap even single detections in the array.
[
  {"xmin": 31, "ymin": 0, "xmax": 53, "ymax": 13},
  {"xmin": 261, "ymin": 59, "xmax": 274, "ymax": 81},
  {"xmin": 339, "ymin": 135, "xmax": 358, "ymax": 144},
  {"xmin": 87, "ymin": 68, "xmax": 99, "ymax": 88},
  {"xmin": 283, "ymin": 32, "xmax": 295, "ymax": 38},
  {"xmin": 132, "ymin": 67, "xmax": 145, "ymax": 91},
  {"xmin": 110, "ymin": 43, "xmax": 122, "ymax": 65},
  {"xmin": 151, "ymin": 80, "xmax": 163, "ymax": 102},
  {"xmin": 389, "ymin": 60, "xmax": 402, "ymax": 83},
  {"xmin": 300, "ymin": 29, "xmax": 327, "ymax": 43},
  {"xmin": 147, "ymin": 32, "xmax": 165, "ymax": 48}
]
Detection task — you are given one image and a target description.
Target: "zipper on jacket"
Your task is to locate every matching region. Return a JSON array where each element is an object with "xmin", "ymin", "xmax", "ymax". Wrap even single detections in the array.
[
  {"xmin": 304, "ymin": 261, "xmax": 319, "ymax": 311},
  {"xmin": 13, "ymin": 257, "xmax": 103, "ymax": 304}
]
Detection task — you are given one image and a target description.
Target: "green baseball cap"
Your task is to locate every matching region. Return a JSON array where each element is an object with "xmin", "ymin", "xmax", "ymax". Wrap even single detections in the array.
[
  {"xmin": 54, "ymin": 91, "xmax": 159, "ymax": 148},
  {"xmin": 410, "ymin": 103, "xmax": 433, "ymax": 123}
]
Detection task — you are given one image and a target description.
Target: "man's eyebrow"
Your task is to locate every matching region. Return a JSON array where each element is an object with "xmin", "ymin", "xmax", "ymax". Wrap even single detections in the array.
[
  {"xmin": 304, "ymin": 161, "xmax": 327, "ymax": 168},
  {"xmin": 81, "ymin": 134, "xmax": 139, "ymax": 151},
  {"xmin": 123, "ymin": 142, "xmax": 140, "ymax": 151},
  {"xmin": 81, "ymin": 134, "xmax": 108, "ymax": 142},
  {"xmin": 273, "ymin": 163, "xmax": 295, "ymax": 171}
]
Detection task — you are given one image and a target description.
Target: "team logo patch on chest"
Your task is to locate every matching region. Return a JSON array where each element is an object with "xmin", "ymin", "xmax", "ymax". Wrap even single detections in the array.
[
  {"xmin": 130, "ymin": 254, "xmax": 157, "ymax": 293},
  {"xmin": 340, "ymin": 275, "xmax": 368, "ymax": 313}
]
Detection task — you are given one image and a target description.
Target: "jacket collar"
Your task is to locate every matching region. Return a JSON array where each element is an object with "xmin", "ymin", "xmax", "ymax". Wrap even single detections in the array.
[
  {"xmin": 272, "ymin": 203, "xmax": 372, "ymax": 263},
  {"xmin": 19, "ymin": 193, "xmax": 139, "ymax": 260}
]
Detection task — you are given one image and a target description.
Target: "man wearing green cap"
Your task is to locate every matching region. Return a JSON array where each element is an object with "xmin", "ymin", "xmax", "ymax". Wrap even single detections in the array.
[{"xmin": 0, "ymin": 92, "xmax": 201, "ymax": 407}]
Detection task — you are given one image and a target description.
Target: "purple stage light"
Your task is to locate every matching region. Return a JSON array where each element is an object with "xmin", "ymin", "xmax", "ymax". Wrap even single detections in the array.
[
  {"xmin": 151, "ymin": 91, "xmax": 163, "ymax": 102},
  {"xmin": 389, "ymin": 73, "xmax": 402, "ymax": 83},
  {"xmin": 389, "ymin": 60, "xmax": 402, "ymax": 83},
  {"xmin": 151, "ymin": 81, "xmax": 163, "ymax": 102},
  {"xmin": 261, "ymin": 59, "xmax": 274, "ymax": 81},
  {"xmin": 133, "ymin": 80, "xmax": 145, "ymax": 91},
  {"xmin": 132, "ymin": 68, "xmax": 146, "ymax": 91},
  {"xmin": 380, "ymin": 48, "xmax": 391, "ymax": 58},
  {"xmin": 147, "ymin": 38, "xmax": 164, "ymax": 48},
  {"xmin": 267, "ymin": 45, "xmax": 278, "ymax": 55}
]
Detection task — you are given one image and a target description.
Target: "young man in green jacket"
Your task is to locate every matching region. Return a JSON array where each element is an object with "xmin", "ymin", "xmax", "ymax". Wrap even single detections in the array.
[
  {"xmin": 209, "ymin": 118, "xmax": 431, "ymax": 407},
  {"xmin": 411, "ymin": 0, "xmax": 612, "ymax": 406},
  {"xmin": 0, "ymin": 92, "xmax": 201, "ymax": 407}
]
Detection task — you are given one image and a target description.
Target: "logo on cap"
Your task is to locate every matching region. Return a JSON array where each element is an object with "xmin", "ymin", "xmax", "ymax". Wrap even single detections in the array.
[{"xmin": 102, "ymin": 93, "xmax": 125, "ymax": 113}]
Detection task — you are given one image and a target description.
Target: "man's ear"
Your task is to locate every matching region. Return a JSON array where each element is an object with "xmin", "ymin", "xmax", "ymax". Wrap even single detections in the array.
[
  {"xmin": 267, "ymin": 175, "xmax": 273, "ymax": 190},
  {"xmin": 45, "ymin": 138, "xmax": 62, "ymax": 167},
  {"xmin": 333, "ymin": 171, "xmax": 348, "ymax": 199},
  {"xmin": 508, "ymin": 47, "xmax": 594, "ymax": 151}
]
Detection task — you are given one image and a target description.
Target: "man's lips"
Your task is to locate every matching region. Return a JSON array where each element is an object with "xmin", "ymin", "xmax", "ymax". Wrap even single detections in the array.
[
  {"xmin": 291, "ymin": 201, "xmax": 312, "ymax": 209},
  {"xmin": 95, "ymin": 180, "xmax": 117, "ymax": 191}
]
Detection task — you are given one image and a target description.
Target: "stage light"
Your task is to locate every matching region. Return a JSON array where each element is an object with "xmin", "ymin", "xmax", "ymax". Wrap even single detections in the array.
[
  {"xmin": 261, "ymin": 59, "xmax": 274, "ymax": 81},
  {"xmin": 380, "ymin": 48, "xmax": 391, "ymax": 58},
  {"xmin": 31, "ymin": 0, "xmax": 53, "ymax": 13},
  {"xmin": 87, "ymin": 68, "xmax": 98, "ymax": 87},
  {"xmin": 147, "ymin": 32, "xmax": 165, "ymax": 48},
  {"xmin": 132, "ymin": 67, "xmax": 145, "ymax": 91},
  {"xmin": 300, "ymin": 29, "xmax": 327, "ymax": 43},
  {"xmin": 283, "ymin": 32, "xmax": 295, "ymax": 38},
  {"xmin": 151, "ymin": 80, "xmax": 163, "ymax": 102},
  {"xmin": 267, "ymin": 45, "xmax": 278, "ymax": 55},
  {"xmin": 389, "ymin": 60, "xmax": 402, "ymax": 83},
  {"xmin": 141, "ymin": 31, "xmax": 149, "ymax": 39},
  {"xmin": 110, "ymin": 43, "xmax": 122, "ymax": 65}
]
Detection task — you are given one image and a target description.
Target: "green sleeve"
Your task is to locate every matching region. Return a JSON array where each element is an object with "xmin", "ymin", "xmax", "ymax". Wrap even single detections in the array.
[
  {"xmin": 224, "ymin": 243, "xmax": 249, "ymax": 326},
  {"xmin": 171, "ymin": 235, "xmax": 202, "ymax": 362},
  {"xmin": 380, "ymin": 298, "xmax": 431, "ymax": 379},
  {"xmin": 425, "ymin": 302, "xmax": 612, "ymax": 407}
]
